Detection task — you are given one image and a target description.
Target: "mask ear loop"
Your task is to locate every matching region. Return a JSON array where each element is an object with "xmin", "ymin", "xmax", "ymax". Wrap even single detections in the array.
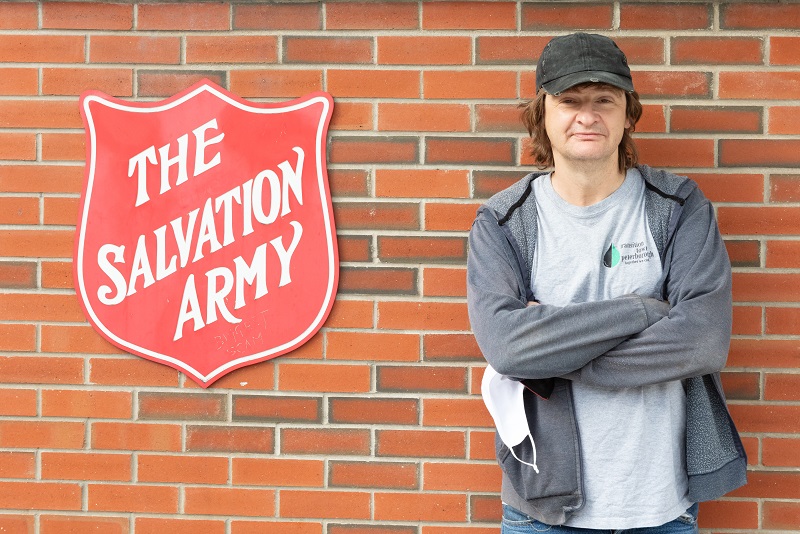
[{"xmin": 509, "ymin": 432, "xmax": 539, "ymax": 473}]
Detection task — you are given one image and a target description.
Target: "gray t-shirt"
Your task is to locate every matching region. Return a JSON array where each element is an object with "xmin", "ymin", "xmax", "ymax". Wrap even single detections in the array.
[{"xmin": 530, "ymin": 170, "xmax": 692, "ymax": 529}]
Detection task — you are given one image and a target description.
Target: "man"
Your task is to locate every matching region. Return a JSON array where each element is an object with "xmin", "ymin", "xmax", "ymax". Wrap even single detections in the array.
[{"xmin": 467, "ymin": 33, "xmax": 747, "ymax": 532}]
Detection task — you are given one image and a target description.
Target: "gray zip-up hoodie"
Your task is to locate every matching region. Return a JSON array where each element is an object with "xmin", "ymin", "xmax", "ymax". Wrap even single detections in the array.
[{"xmin": 467, "ymin": 164, "xmax": 747, "ymax": 525}]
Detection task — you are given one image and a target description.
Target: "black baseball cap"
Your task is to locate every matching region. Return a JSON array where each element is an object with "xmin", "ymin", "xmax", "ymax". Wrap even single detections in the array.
[{"xmin": 536, "ymin": 33, "xmax": 634, "ymax": 95}]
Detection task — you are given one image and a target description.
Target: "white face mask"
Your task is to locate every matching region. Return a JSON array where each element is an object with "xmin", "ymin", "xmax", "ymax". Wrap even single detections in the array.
[{"xmin": 481, "ymin": 365, "xmax": 539, "ymax": 473}]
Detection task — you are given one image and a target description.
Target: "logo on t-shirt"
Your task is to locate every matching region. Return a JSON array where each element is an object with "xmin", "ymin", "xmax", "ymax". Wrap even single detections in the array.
[{"xmin": 603, "ymin": 241, "xmax": 655, "ymax": 268}]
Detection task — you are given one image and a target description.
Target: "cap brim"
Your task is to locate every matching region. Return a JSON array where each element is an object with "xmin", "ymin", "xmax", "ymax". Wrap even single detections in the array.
[{"xmin": 541, "ymin": 70, "xmax": 634, "ymax": 95}]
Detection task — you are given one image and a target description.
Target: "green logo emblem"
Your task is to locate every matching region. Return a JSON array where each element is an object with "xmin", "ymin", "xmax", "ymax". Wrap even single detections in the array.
[{"xmin": 603, "ymin": 243, "xmax": 620, "ymax": 268}]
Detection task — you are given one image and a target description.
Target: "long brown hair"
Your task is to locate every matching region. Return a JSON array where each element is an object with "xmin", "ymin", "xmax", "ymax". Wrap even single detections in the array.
[{"xmin": 519, "ymin": 83, "xmax": 643, "ymax": 172}]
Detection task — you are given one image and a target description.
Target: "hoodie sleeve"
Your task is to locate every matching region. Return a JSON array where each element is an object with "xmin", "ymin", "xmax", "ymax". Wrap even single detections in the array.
[
  {"xmin": 467, "ymin": 209, "xmax": 670, "ymax": 380},
  {"xmin": 569, "ymin": 190, "xmax": 732, "ymax": 388}
]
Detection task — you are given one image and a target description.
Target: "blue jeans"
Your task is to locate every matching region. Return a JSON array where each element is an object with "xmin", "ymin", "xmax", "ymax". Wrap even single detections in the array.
[{"xmin": 501, "ymin": 503, "xmax": 699, "ymax": 534}]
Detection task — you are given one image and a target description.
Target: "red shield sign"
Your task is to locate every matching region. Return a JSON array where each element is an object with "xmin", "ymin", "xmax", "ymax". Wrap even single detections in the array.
[{"xmin": 76, "ymin": 80, "xmax": 338, "ymax": 387}]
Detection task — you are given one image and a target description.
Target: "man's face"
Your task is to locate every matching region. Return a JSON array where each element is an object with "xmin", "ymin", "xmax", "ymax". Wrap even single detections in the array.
[{"xmin": 543, "ymin": 83, "xmax": 630, "ymax": 169}]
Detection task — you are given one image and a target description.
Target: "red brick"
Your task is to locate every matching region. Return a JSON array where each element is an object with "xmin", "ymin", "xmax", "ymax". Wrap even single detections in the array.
[
  {"xmin": 378, "ymin": 301, "xmax": 470, "ymax": 331},
  {"xmin": 729, "ymin": 404, "xmax": 800, "ymax": 433},
  {"xmin": 765, "ymin": 373, "xmax": 800, "ymax": 401},
  {"xmin": 632, "ymin": 71, "xmax": 711, "ymax": 98},
  {"xmin": 379, "ymin": 103, "xmax": 470, "ymax": 132},
  {"xmin": 281, "ymin": 490, "xmax": 370, "ymax": 520},
  {"xmin": 733, "ymin": 273, "xmax": 800, "ymax": 302},
  {"xmin": 770, "ymin": 37, "xmax": 800, "ymax": 65},
  {"xmin": 91, "ymin": 35, "xmax": 180, "ymax": 64},
  {"xmin": 768, "ymin": 106, "xmax": 800, "ymax": 135},
  {"xmin": 766, "ymin": 307, "xmax": 800, "ymax": 335},
  {"xmin": 423, "ymin": 398, "xmax": 493, "ymax": 427},
  {"xmin": 728, "ymin": 339, "xmax": 800, "ymax": 368},
  {"xmin": 136, "ymin": 518, "xmax": 226, "ymax": 534},
  {"xmin": 0, "ymin": 133, "xmax": 34, "ymax": 160},
  {"xmin": 138, "ymin": 70, "xmax": 226, "ymax": 98},
  {"xmin": 424, "ymin": 334, "xmax": 483, "ymax": 362},
  {"xmin": 424, "ymin": 268, "xmax": 467, "ymax": 298},
  {"xmin": 41, "ymin": 325, "xmax": 122, "ymax": 355},
  {"xmin": 138, "ymin": 392, "xmax": 226, "ymax": 421},
  {"xmin": 0, "ymin": 35, "xmax": 84, "ymax": 63},
  {"xmin": 234, "ymin": 3, "xmax": 320, "ymax": 30},
  {"xmin": 328, "ymin": 70, "xmax": 419, "ymax": 98},
  {"xmin": 326, "ymin": 331, "xmax": 419, "ymax": 362},
  {"xmin": 328, "ymin": 528, "xmax": 414, "ymax": 534},
  {"xmin": 138, "ymin": 3, "xmax": 229, "ymax": 30},
  {"xmin": 732, "ymin": 305, "xmax": 762, "ymax": 335},
  {"xmin": 89, "ymin": 484, "xmax": 178, "ymax": 513},
  {"xmin": 0, "ymin": 229, "xmax": 73, "ymax": 258},
  {"xmin": 471, "ymin": 494, "xmax": 501, "ymax": 522},
  {"xmin": 375, "ymin": 169, "xmax": 469, "ymax": 199},
  {"xmin": 232, "ymin": 458, "xmax": 324, "ymax": 487},
  {"xmin": 330, "ymin": 461, "xmax": 418, "ymax": 489},
  {"xmin": 92, "ymin": 422, "xmax": 181, "ymax": 452},
  {"xmin": 0, "ymin": 261, "xmax": 36, "ymax": 289},
  {"xmin": 41, "ymin": 261, "xmax": 73, "ymax": 289},
  {"xmin": 42, "ymin": 390, "xmax": 131, "ymax": 419},
  {"xmin": 0, "ymin": 68, "xmax": 38, "ymax": 95},
  {"xmin": 41, "ymin": 132, "xmax": 84, "ymax": 161},
  {"xmin": 328, "ymin": 169, "xmax": 369, "ymax": 197},
  {"xmin": 0, "ymin": 3, "xmax": 38, "ymax": 29},
  {"xmin": 138, "ymin": 454, "xmax": 227, "ymax": 485},
  {"xmin": 89, "ymin": 357, "xmax": 180, "ymax": 387},
  {"xmin": 0, "ymin": 482, "xmax": 81, "ymax": 511},
  {"xmin": 522, "ymin": 3, "xmax": 612, "ymax": 30},
  {"xmin": 374, "ymin": 492, "xmax": 466, "ymax": 522},
  {"xmin": 337, "ymin": 236, "xmax": 372, "ymax": 263},
  {"xmin": 327, "ymin": 2, "xmax": 418, "ymax": 29},
  {"xmin": 426, "ymin": 202, "xmax": 481, "ymax": 232},
  {"xmin": 427, "ymin": 137, "xmax": 515, "ymax": 165},
  {"xmin": 0, "ymin": 421, "xmax": 84, "ymax": 449},
  {"xmin": 697, "ymin": 499, "xmax": 759, "ymax": 529},
  {"xmin": 0, "ymin": 293, "xmax": 84, "ymax": 322},
  {"xmin": 378, "ymin": 366, "xmax": 467, "ymax": 393},
  {"xmin": 424, "ymin": 71, "xmax": 516, "ymax": 100},
  {"xmin": 43, "ymin": 2, "xmax": 132, "ymax": 29},
  {"xmin": 720, "ymin": 207, "xmax": 800, "ymax": 235},
  {"xmin": 0, "ymin": 324, "xmax": 35, "ymax": 352},
  {"xmin": 334, "ymin": 202, "xmax": 419, "ymax": 230},
  {"xmin": 671, "ymin": 106, "xmax": 761, "ymax": 134},
  {"xmin": 730, "ymin": 470, "xmax": 800, "ymax": 499},
  {"xmin": 0, "ymin": 452, "xmax": 35, "ymax": 478},
  {"xmin": 622, "ymin": 3, "xmax": 712, "ymax": 29},
  {"xmin": 475, "ymin": 104, "xmax": 525, "ymax": 133},
  {"xmin": 326, "ymin": 300, "xmax": 373, "ymax": 329},
  {"xmin": 637, "ymin": 138, "xmax": 715, "ymax": 168},
  {"xmin": 380, "ymin": 36, "xmax": 470, "ymax": 65},
  {"xmin": 285, "ymin": 37, "xmax": 372, "ymax": 64},
  {"xmin": 719, "ymin": 371, "xmax": 760, "ymax": 401},
  {"xmin": 186, "ymin": 425, "xmax": 273, "ymax": 454},
  {"xmin": 330, "ymin": 102, "xmax": 373, "ymax": 131},
  {"xmin": 470, "ymin": 430, "xmax": 496, "ymax": 460},
  {"xmin": 328, "ymin": 397, "xmax": 419, "ymax": 425},
  {"xmin": 424, "ymin": 462, "xmax": 501, "ymax": 492},
  {"xmin": 41, "ymin": 452, "xmax": 130, "ymax": 482},
  {"xmin": 233, "ymin": 395, "xmax": 321, "ymax": 423},
  {"xmin": 230, "ymin": 69, "xmax": 322, "ymax": 98},
  {"xmin": 0, "ymin": 165, "xmax": 83, "ymax": 194},
  {"xmin": 767, "ymin": 240, "xmax": 800, "ymax": 268},
  {"xmin": 330, "ymin": 136, "xmax": 418, "ymax": 164},
  {"xmin": 0, "ymin": 356, "xmax": 83, "ymax": 385},
  {"xmin": 0, "ymin": 390, "xmax": 36, "ymax": 417},
  {"xmin": 0, "ymin": 99, "xmax": 82, "ymax": 129},
  {"xmin": 721, "ymin": 72, "xmax": 800, "ymax": 100},
  {"xmin": 42, "ymin": 68, "xmax": 132, "ymax": 97},
  {"xmin": 688, "ymin": 173, "xmax": 764, "ymax": 203},
  {"xmin": 730, "ymin": 243, "xmax": 765, "ymax": 271},
  {"xmin": 672, "ymin": 37, "xmax": 763, "ymax": 65},
  {"xmin": 187, "ymin": 35, "xmax": 278, "ymax": 64},
  {"xmin": 41, "ymin": 196, "xmax": 77, "ymax": 226},
  {"xmin": 637, "ymin": 104, "xmax": 667, "ymax": 133},
  {"xmin": 232, "ymin": 521, "xmax": 322, "ymax": 534},
  {"xmin": 425, "ymin": 2, "xmax": 515, "ymax": 30},
  {"xmin": 763, "ymin": 437, "xmax": 800, "ymax": 467},
  {"xmin": 339, "ymin": 267, "xmax": 417, "ymax": 296},
  {"xmin": 764, "ymin": 501, "xmax": 800, "ymax": 530},
  {"xmin": 476, "ymin": 36, "xmax": 553, "ymax": 65},
  {"xmin": 722, "ymin": 3, "xmax": 800, "ymax": 29},
  {"xmin": 279, "ymin": 363, "xmax": 370, "ymax": 393},
  {"xmin": 281, "ymin": 428, "xmax": 371, "ymax": 456},
  {"xmin": 0, "ymin": 515, "xmax": 33, "ymax": 533},
  {"xmin": 377, "ymin": 429, "xmax": 466, "ymax": 458}
]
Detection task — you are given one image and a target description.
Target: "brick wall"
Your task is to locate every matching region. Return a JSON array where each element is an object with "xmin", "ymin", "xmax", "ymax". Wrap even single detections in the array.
[{"xmin": 0, "ymin": 1, "xmax": 798, "ymax": 532}]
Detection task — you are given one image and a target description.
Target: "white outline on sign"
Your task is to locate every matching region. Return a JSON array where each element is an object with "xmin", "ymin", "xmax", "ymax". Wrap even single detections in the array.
[{"xmin": 78, "ymin": 83, "xmax": 336, "ymax": 383}]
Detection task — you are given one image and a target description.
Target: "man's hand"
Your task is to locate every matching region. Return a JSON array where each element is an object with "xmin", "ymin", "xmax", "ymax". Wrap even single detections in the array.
[{"xmin": 527, "ymin": 301, "xmax": 540, "ymax": 306}]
